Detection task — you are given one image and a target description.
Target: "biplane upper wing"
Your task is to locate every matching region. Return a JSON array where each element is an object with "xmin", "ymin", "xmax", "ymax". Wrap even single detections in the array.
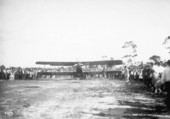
[
  {"xmin": 36, "ymin": 60, "xmax": 123, "ymax": 66},
  {"xmin": 81, "ymin": 60, "xmax": 123, "ymax": 66},
  {"xmin": 36, "ymin": 61, "xmax": 77, "ymax": 66}
]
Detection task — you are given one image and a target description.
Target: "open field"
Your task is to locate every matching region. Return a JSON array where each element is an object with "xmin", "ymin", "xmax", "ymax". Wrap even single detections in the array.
[{"xmin": 0, "ymin": 78, "xmax": 170, "ymax": 119}]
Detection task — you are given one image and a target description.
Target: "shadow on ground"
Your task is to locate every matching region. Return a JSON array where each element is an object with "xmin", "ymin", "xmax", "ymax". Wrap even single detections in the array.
[{"xmin": 83, "ymin": 81, "xmax": 170, "ymax": 119}]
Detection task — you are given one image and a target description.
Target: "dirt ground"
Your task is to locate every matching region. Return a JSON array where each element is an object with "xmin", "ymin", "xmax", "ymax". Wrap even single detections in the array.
[{"xmin": 0, "ymin": 78, "xmax": 170, "ymax": 119}]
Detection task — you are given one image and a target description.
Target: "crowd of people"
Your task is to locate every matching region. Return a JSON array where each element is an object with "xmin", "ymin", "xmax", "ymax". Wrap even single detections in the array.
[
  {"xmin": 0, "ymin": 67, "xmax": 39, "ymax": 80},
  {"xmin": 123, "ymin": 60, "xmax": 170, "ymax": 109},
  {"xmin": 0, "ymin": 65, "xmax": 121, "ymax": 80}
]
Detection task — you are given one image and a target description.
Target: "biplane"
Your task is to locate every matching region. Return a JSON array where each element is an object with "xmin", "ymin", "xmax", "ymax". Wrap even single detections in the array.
[{"xmin": 36, "ymin": 60, "xmax": 123, "ymax": 79}]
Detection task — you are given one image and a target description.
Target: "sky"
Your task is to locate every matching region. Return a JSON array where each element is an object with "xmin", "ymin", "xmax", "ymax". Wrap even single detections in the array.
[{"xmin": 0, "ymin": 0, "xmax": 170, "ymax": 67}]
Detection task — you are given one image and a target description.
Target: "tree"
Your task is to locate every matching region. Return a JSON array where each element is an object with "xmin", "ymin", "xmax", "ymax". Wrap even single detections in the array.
[
  {"xmin": 102, "ymin": 56, "xmax": 107, "ymax": 60},
  {"xmin": 110, "ymin": 57, "xmax": 114, "ymax": 60},
  {"xmin": 163, "ymin": 36, "xmax": 170, "ymax": 53},
  {"xmin": 149, "ymin": 55, "xmax": 161, "ymax": 63},
  {"xmin": 122, "ymin": 41, "xmax": 138, "ymax": 64},
  {"xmin": 0, "ymin": 65, "xmax": 5, "ymax": 70}
]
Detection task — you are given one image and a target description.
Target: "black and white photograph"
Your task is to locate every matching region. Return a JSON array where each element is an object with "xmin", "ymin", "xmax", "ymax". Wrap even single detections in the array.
[{"xmin": 0, "ymin": 0, "xmax": 170, "ymax": 119}]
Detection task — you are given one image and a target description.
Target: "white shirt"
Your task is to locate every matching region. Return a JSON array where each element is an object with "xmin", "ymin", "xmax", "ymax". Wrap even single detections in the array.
[
  {"xmin": 161, "ymin": 66, "xmax": 170, "ymax": 84},
  {"xmin": 153, "ymin": 65, "xmax": 164, "ymax": 74},
  {"xmin": 159, "ymin": 66, "xmax": 165, "ymax": 73},
  {"xmin": 124, "ymin": 68, "xmax": 129, "ymax": 77}
]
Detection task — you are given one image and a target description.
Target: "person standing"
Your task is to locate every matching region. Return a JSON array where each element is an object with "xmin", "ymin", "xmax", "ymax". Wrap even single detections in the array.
[
  {"xmin": 102, "ymin": 67, "xmax": 106, "ymax": 78},
  {"xmin": 124, "ymin": 66, "xmax": 130, "ymax": 85},
  {"xmin": 156, "ymin": 60, "xmax": 170, "ymax": 109}
]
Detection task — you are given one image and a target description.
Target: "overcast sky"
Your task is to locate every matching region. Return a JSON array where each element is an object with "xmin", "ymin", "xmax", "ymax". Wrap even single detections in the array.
[{"xmin": 0, "ymin": 0, "xmax": 170, "ymax": 67}]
